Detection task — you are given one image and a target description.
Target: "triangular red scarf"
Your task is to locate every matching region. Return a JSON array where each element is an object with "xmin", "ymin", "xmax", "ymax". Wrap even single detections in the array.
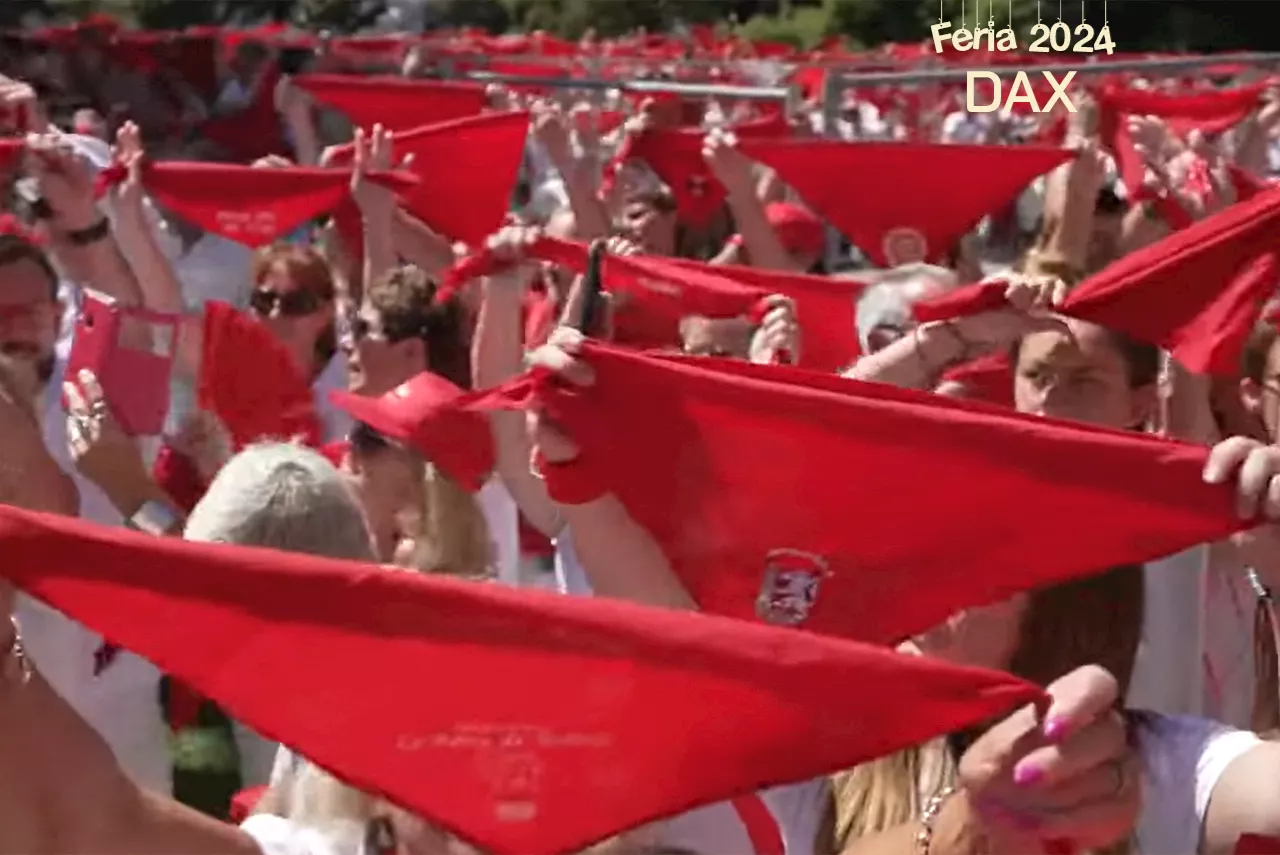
[
  {"xmin": 604, "ymin": 115, "xmax": 792, "ymax": 226},
  {"xmin": 438, "ymin": 237, "xmax": 767, "ymax": 348},
  {"xmin": 913, "ymin": 184, "xmax": 1280, "ymax": 375},
  {"xmin": 737, "ymin": 140, "xmax": 1074, "ymax": 267},
  {"xmin": 198, "ymin": 302, "xmax": 322, "ymax": 450},
  {"xmin": 0, "ymin": 505, "xmax": 1041, "ymax": 855},
  {"xmin": 1098, "ymin": 84, "xmax": 1265, "ymax": 199},
  {"xmin": 472, "ymin": 343, "xmax": 1245, "ymax": 645},
  {"xmin": 668, "ymin": 258, "xmax": 869, "ymax": 371},
  {"xmin": 95, "ymin": 162, "xmax": 417, "ymax": 247},
  {"xmin": 1227, "ymin": 164, "xmax": 1270, "ymax": 202},
  {"xmin": 326, "ymin": 112, "xmax": 530, "ymax": 247},
  {"xmin": 293, "ymin": 74, "xmax": 488, "ymax": 132},
  {"xmin": 1237, "ymin": 834, "xmax": 1280, "ymax": 854},
  {"xmin": 198, "ymin": 63, "xmax": 286, "ymax": 164}
]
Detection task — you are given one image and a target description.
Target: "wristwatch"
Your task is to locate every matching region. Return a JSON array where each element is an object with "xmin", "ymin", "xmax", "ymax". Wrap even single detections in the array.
[{"xmin": 126, "ymin": 499, "xmax": 181, "ymax": 537}]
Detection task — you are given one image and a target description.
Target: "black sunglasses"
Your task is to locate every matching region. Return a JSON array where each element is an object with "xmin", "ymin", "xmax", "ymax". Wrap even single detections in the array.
[{"xmin": 250, "ymin": 286, "xmax": 325, "ymax": 318}]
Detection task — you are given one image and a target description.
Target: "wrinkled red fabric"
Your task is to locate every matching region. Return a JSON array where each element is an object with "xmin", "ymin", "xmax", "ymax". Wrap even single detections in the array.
[
  {"xmin": 293, "ymin": 74, "xmax": 488, "ymax": 132},
  {"xmin": 738, "ymin": 140, "xmax": 1074, "ymax": 267},
  {"xmin": 913, "ymin": 183, "xmax": 1280, "ymax": 375},
  {"xmin": 469, "ymin": 342, "xmax": 1247, "ymax": 645},
  {"xmin": 325, "ymin": 112, "xmax": 529, "ymax": 247},
  {"xmin": 1098, "ymin": 84, "xmax": 1265, "ymax": 200},
  {"xmin": 96, "ymin": 162, "xmax": 416, "ymax": 247},
  {"xmin": 438, "ymin": 237, "xmax": 766, "ymax": 349},
  {"xmin": 0, "ymin": 504, "xmax": 1041, "ymax": 855}
]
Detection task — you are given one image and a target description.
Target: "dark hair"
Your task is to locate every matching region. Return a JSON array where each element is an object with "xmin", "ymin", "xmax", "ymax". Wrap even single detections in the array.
[
  {"xmin": 1095, "ymin": 185, "xmax": 1127, "ymax": 217},
  {"xmin": 349, "ymin": 421, "xmax": 392, "ymax": 457},
  {"xmin": 0, "ymin": 233, "xmax": 58, "ymax": 299},
  {"xmin": 1243, "ymin": 320, "xmax": 1280, "ymax": 383},
  {"xmin": 1108, "ymin": 329, "xmax": 1160, "ymax": 388},
  {"xmin": 366, "ymin": 265, "xmax": 471, "ymax": 390}
]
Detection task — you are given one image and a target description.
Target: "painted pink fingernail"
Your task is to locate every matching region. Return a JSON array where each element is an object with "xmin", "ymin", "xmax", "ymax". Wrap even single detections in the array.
[
  {"xmin": 1042, "ymin": 716, "xmax": 1069, "ymax": 740},
  {"xmin": 1013, "ymin": 763, "xmax": 1043, "ymax": 786}
]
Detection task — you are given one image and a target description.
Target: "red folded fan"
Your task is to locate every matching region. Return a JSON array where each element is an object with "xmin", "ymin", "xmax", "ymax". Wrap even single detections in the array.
[
  {"xmin": 325, "ymin": 112, "xmax": 530, "ymax": 247},
  {"xmin": 294, "ymin": 74, "xmax": 488, "ymax": 132},
  {"xmin": 0, "ymin": 504, "xmax": 1042, "ymax": 855},
  {"xmin": 198, "ymin": 301, "xmax": 322, "ymax": 450},
  {"xmin": 912, "ymin": 182, "xmax": 1280, "ymax": 376},
  {"xmin": 96, "ymin": 162, "xmax": 418, "ymax": 247},
  {"xmin": 469, "ymin": 342, "xmax": 1246, "ymax": 645},
  {"xmin": 735, "ymin": 140, "xmax": 1074, "ymax": 267},
  {"xmin": 1098, "ymin": 83, "xmax": 1266, "ymax": 200},
  {"xmin": 438, "ymin": 236, "xmax": 767, "ymax": 348},
  {"xmin": 667, "ymin": 258, "xmax": 870, "ymax": 371}
]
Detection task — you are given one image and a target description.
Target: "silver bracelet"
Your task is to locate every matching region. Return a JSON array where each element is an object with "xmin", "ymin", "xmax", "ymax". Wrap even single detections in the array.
[{"xmin": 915, "ymin": 785, "xmax": 957, "ymax": 855}]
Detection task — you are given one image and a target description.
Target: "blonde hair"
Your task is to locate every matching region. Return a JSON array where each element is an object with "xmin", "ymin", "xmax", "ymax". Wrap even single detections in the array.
[
  {"xmin": 831, "ymin": 566, "xmax": 1145, "ymax": 855},
  {"xmin": 408, "ymin": 462, "xmax": 495, "ymax": 579}
]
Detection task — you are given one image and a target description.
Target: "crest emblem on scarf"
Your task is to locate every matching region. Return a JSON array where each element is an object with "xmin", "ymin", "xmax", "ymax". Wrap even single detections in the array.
[
  {"xmin": 882, "ymin": 226, "xmax": 929, "ymax": 267},
  {"xmin": 756, "ymin": 549, "xmax": 829, "ymax": 626}
]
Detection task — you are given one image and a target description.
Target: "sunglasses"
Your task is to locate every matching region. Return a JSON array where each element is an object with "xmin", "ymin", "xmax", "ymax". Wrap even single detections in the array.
[
  {"xmin": 346, "ymin": 312, "xmax": 427, "ymax": 345},
  {"xmin": 250, "ymin": 286, "xmax": 325, "ymax": 318}
]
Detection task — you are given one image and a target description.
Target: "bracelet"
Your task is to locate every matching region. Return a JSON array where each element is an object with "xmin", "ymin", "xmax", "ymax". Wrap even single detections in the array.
[
  {"xmin": 2, "ymin": 616, "xmax": 33, "ymax": 687},
  {"xmin": 529, "ymin": 449, "xmax": 607, "ymax": 505},
  {"xmin": 915, "ymin": 785, "xmax": 957, "ymax": 855}
]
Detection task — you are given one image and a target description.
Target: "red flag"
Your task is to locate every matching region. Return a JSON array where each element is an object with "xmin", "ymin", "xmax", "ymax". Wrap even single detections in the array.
[{"xmin": 0, "ymin": 504, "xmax": 1041, "ymax": 855}]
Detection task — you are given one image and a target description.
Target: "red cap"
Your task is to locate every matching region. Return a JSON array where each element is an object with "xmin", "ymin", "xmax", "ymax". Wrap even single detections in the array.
[
  {"xmin": 0, "ymin": 502, "xmax": 1042, "ymax": 855},
  {"xmin": 329, "ymin": 372, "xmax": 495, "ymax": 493},
  {"xmin": 763, "ymin": 202, "xmax": 825, "ymax": 258}
]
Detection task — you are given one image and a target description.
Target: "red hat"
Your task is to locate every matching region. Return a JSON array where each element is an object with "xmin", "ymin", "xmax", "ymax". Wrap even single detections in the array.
[
  {"xmin": 326, "ymin": 112, "xmax": 530, "ymax": 248},
  {"xmin": 762, "ymin": 202, "xmax": 825, "ymax": 258},
  {"xmin": 914, "ymin": 182, "xmax": 1280, "ymax": 376},
  {"xmin": 471, "ymin": 341, "xmax": 1248, "ymax": 645},
  {"xmin": 293, "ymin": 74, "xmax": 488, "ymax": 132},
  {"xmin": 0, "ymin": 503, "xmax": 1042, "ymax": 855},
  {"xmin": 95, "ymin": 162, "xmax": 417, "ymax": 248},
  {"xmin": 737, "ymin": 140, "xmax": 1074, "ymax": 267},
  {"xmin": 329, "ymin": 372, "xmax": 495, "ymax": 493}
]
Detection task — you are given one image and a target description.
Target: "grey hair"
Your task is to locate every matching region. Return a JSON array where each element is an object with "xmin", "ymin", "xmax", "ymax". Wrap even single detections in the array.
[
  {"xmin": 854, "ymin": 264, "xmax": 960, "ymax": 354},
  {"xmin": 184, "ymin": 442, "xmax": 375, "ymax": 563}
]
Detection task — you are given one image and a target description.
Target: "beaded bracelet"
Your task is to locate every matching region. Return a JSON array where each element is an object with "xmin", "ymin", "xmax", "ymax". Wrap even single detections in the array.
[{"xmin": 915, "ymin": 785, "xmax": 957, "ymax": 855}]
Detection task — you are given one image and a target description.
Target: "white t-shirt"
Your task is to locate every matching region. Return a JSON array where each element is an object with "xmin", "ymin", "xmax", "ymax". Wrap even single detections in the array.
[
  {"xmin": 1135, "ymin": 712, "xmax": 1261, "ymax": 853},
  {"xmin": 17, "ymin": 355, "xmax": 171, "ymax": 794},
  {"xmin": 477, "ymin": 477, "xmax": 519, "ymax": 587},
  {"xmin": 313, "ymin": 354, "xmax": 353, "ymax": 444}
]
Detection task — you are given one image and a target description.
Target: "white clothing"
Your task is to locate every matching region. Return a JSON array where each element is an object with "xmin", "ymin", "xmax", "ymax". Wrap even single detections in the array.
[
  {"xmin": 553, "ymin": 527, "xmax": 593, "ymax": 596},
  {"xmin": 477, "ymin": 477, "xmax": 520, "ymax": 587},
  {"xmin": 18, "ymin": 355, "xmax": 170, "ymax": 793},
  {"xmin": 313, "ymin": 354, "xmax": 353, "ymax": 444},
  {"xmin": 216, "ymin": 78, "xmax": 254, "ymax": 113},
  {"xmin": 171, "ymin": 231, "xmax": 254, "ymax": 311},
  {"xmin": 1128, "ymin": 548, "xmax": 1257, "ymax": 729},
  {"xmin": 242, "ymin": 814, "xmax": 354, "ymax": 855},
  {"xmin": 1135, "ymin": 713, "xmax": 1261, "ymax": 853}
]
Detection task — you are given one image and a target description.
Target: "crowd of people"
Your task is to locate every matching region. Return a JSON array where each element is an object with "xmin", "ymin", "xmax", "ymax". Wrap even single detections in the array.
[{"xmin": 6, "ymin": 13, "xmax": 1280, "ymax": 855}]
